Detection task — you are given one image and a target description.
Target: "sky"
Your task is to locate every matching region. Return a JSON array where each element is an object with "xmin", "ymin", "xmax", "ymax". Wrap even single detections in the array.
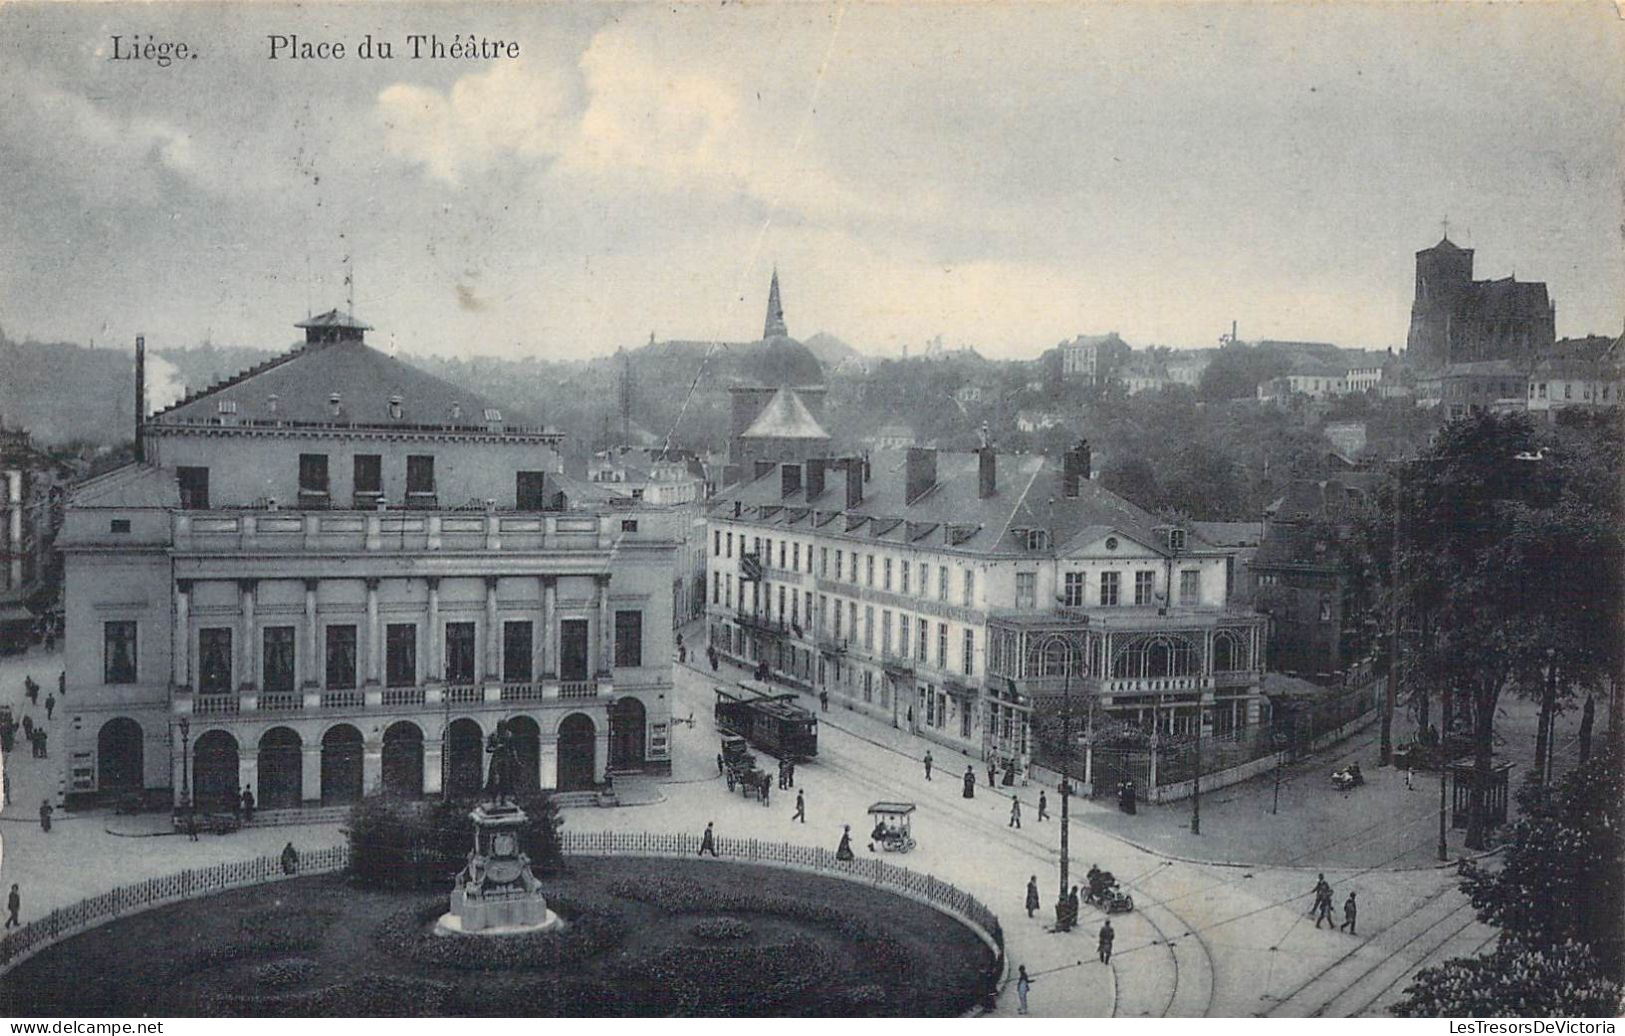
[{"xmin": 1, "ymin": 2, "xmax": 1620, "ymax": 362}]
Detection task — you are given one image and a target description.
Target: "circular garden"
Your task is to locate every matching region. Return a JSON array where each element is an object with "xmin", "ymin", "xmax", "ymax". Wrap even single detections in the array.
[{"xmin": 1, "ymin": 857, "xmax": 996, "ymax": 1016}]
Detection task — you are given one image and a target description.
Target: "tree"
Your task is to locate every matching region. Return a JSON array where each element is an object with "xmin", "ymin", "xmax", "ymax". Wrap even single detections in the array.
[
  {"xmin": 1390, "ymin": 939, "xmax": 1621, "ymax": 1017},
  {"xmin": 1358, "ymin": 413, "xmax": 1622, "ymax": 849},
  {"xmin": 1198, "ymin": 342, "xmax": 1288, "ymax": 401},
  {"xmin": 1392, "ymin": 749, "xmax": 1624, "ymax": 1015}
]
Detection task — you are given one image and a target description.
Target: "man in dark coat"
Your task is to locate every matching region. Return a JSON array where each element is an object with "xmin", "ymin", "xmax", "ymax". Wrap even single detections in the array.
[
  {"xmin": 5, "ymin": 884, "xmax": 19, "ymax": 928},
  {"xmin": 707, "ymin": 646, "xmax": 719, "ymax": 672},
  {"xmin": 38, "ymin": 800, "xmax": 53, "ymax": 833},
  {"xmin": 699, "ymin": 821, "xmax": 719, "ymax": 857},
  {"xmin": 281, "ymin": 842, "xmax": 299, "ymax": 875},
  {"xmin": 44, "ymin": 694, "xmax": 54, "ymax": 721},
  {"xmin": 819, "ymin": 690, "xmax": 829, "ymax": 712},
  {"xmin": 33, "ymin": 729, "xmax": 46, "ymax": 758},
  {"xmin": 987, "ymin": 761, "xmax": 997, "ymax": 787},
  {"xmin": 241, "ymin": 785, "xmax": 256, "ymax": 822},
  {"xmin": 1037, "ymin": 791, "xmax": 1049, "ymax": 821},
  {"xmin": 1311, "ymin": 874, "xmax": 1335, "ymax": 929},
  {"xmin": 1025, "ymin": 875, "xmax": 1040, "ymax": 919},
  {"xmin": 963, "ymin": 766, "xmax": 976, "ymax": 799},
  {"xmin": 1339, "ymin": 892, "xmax": 1358, "ymax": 935},
  {"xmin": 792, "ymin": 790, "xmax": 806, "ymax": 823},
  {"xmin": 1098, "ymin": 919, "xmax": 1115, "ymax": 963},
  {"xmin": 923, "ymin": 750, "xmax": 933, "ymax": 781}
]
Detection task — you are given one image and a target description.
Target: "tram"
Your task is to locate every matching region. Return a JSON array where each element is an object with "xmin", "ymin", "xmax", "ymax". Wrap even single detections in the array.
[{"xmin": 714, "ymin": 680, "xmax": 819, "ymax": 761}]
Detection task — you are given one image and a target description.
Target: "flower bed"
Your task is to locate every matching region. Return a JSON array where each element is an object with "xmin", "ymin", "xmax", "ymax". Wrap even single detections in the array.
[
  {"xmin": 689, "ymin": 918, "xmax": 754, "ymax": 941},
  {"xmin": 372, "ymin": 894, "xmax": 628, "ymax": 971}
]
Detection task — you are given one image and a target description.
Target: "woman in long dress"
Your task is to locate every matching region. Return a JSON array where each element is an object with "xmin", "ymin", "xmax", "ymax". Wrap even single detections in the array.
[{"xmin": 836, "ymin": 824, "xmax": 855, "ymax": 861}]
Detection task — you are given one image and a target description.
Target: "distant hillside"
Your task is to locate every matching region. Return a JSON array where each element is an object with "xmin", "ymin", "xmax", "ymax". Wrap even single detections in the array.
[
  {"xmin": 803, "ymin": 332, "xmax": 860, "ymax": 366},
  {"xmin": 0, "ymin": 340, "xmax": 137, "ymax": 445}
]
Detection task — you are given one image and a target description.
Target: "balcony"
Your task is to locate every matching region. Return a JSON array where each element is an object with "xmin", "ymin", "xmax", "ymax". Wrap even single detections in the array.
[
  {"xmin": 172, "ymin": 510, "xmax": 616, "ymax": 555},
  {"xmin": 558, "ymin": 680, "xmax": 598, "ymax": 699},
  {"xmin": 382, "ymin": 686, "xmax": 426, "ymax": 707},
  {"xmin": 501, "ymin": 682, "xmax": 546, "ymax": 703},
  {"xmin": 258, "ymin": 691, "xmax": 302, "ymax": 712},
  {"xmin": 193, "ymin": 693, "xmax": 239, "ymax": 716},
  {"xmin": 321, "ymin": 689, "xmax": 364, "ymax": 709},
  {"xmin": 444, "ymin": 684, "xmax": 482, "ymax": 705},
  {"xmin": 733, "ymin": 610, "xmax": 794, "ymax": 637},
  {"xmin": 816, "ymin": 635, "xmax": 849, "ymax": 655}
]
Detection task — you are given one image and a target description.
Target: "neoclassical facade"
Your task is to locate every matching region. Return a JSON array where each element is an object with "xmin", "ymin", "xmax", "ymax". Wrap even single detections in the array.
[{"xmin": 58, "ymin": 312, "xmax": 676, "ymax": 809}]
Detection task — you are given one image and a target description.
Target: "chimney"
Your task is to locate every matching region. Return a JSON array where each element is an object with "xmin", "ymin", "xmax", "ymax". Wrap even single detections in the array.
[
  {"xmin": 134, "ymin": 335, "xmax": 146, "ymax": 462},
  {"xmin": 978, "ymin": 447, "xmax": 997, "ymax": 499},
  {"xmin": 781, "ymin": 463, "xmax": 802, "ymax": 498},
  {"xmin": 905, "ymin": 447, "xmax": 937, "ymax": 504},
  {"xmin": 805, "ymin": 457, "xmax": 827, "ymax": 500},
  {"xmin": 844, "ymin": 457, "xmax": 864, "ymax": 509},
  {"xmin": 1063, "ymin": 438, "xmax": 1092, "ymax": 498},
  {"xmin": 862, "ymin": 450, "xmax": 871, "ymax": 483}
]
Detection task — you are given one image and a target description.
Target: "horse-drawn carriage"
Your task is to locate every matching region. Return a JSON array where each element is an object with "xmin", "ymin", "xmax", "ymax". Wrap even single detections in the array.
[
  {"xmin": 720, "ymin": 735, "xmax": 766, "ymax": 796},
  {"xmin": 867, "ymin": 801, "xmax": 916, "ymax": 853}
]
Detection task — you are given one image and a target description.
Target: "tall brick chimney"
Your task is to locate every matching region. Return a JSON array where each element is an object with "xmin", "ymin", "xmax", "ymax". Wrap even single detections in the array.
[
  {"xmin": 805, "ymin": 457, "xmax": 827, "ymax": 500},
  {"xmin": 134, "ymin": 334, "xmax": 146, "ymax": 462},
  {"xmin": 905, "ymin": 447, "xmax": 937, "ymax": 504},
  {"xmin": 844, "ymin": 457, "xmax": 864, "ymax": 509},
  {"xmin": 1063, "ymin": 438, "xmax": 1092, "ymax": 498},
  {"xmin": 978, "ymin": 447, "xmax": 996, "ymax": 499}
]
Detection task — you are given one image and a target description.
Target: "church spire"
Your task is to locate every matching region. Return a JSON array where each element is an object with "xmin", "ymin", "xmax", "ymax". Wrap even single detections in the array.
[{"xmin": 763, "ymin": 268, "xmax": 788, "ymax": 339}]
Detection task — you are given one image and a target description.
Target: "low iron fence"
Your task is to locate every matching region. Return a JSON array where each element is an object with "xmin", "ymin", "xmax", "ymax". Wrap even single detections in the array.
[{"xmin": 1, "ymin": 832, "xmax": 1003, "ymax": 999}]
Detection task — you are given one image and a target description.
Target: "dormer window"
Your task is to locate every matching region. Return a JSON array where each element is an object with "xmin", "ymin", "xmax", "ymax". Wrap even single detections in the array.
[
  {"xmin": 217, "ymin": 400, "xmax": 237, "ymax": 415},
  {"xmin": 1168, "ymin": 528, "xmax": 1186, "ymax": 551},
  {"xmin": 1024, "ymin": 530, "xmax": 1048, "ymax": 551},
  {"xmin": 328, "ymin": 393, "xmax": 342, "ymax": 417},
  {"xmin": 483, "ymin": 408, "xmax": 502, "ymax": 422},
  {"xmin": 450, "ymin": 402, "xmax": 463, "ymax": 421},
  {"xmin": 267, "ymin": 394, "xmax": 280, "ymax": 414},
  {"xmin": 388, "ymin": 395, "xmax": 403, "ymax": 420}
]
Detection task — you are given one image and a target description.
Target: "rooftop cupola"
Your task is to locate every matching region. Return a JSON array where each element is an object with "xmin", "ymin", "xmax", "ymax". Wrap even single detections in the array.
[{"xmin": 296, "ymin": 308, "xmax": 373, "ymax": 347}]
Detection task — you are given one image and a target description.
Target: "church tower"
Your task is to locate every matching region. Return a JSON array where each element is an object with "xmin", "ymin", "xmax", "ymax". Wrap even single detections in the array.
[
  {"xmin": 1406, "ymin": 237, "xmax": 1474, "ymax": 370},
  {"xmin": 763, "ymin": 268, "xmax": 788, "ymax": 339}
]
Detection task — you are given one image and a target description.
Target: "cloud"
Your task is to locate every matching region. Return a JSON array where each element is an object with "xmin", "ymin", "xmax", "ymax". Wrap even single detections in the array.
[{"xmin": 376, "ymin": 63, "xmax": 574, "ymax": 184}]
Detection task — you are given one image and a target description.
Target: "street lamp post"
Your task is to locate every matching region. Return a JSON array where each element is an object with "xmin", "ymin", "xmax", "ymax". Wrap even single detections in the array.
[
  {"xmin": 1033, "ymin": 628, "xmax": 1082, "ymax": 927},
  {"xmin": 178, "ymin": 717, "xmax": 191, "ymax": 810},
  {"xmin": 1190, "ymin": 693, "xmax": 1202, "ymax": 835}
]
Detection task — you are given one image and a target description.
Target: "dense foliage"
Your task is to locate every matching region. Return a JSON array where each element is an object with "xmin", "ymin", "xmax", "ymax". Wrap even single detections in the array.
[
  {"xmin": 1391, "ymin": 940, "xmax": 1621, "ymax": 1018},
  {"xmin": 347, "ymin": 793, "xmax": 564, "ymax": 890}
]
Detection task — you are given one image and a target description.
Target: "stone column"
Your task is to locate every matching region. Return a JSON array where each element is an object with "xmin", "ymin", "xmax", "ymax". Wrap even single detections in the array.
[
  {"xmin": 426, "ymin": 577, "xmax": 441, "ymax": 683},
  {"xmin": 596, "ymin": 575, "xmax": 612, "ymax": 676},
  {"xmin": 301, "ymin": 744, "xmax": 322, "ymax": 803},
  {"xmin": 542, "ymin": 577, "xmax": 558, "ymax": 679},
  {"xmin": 594, "ymin": 725, "xmax": 610, "ymax": 782},
  {"xmin": 539, "ymin": 737, "xmax": 558, "ymax": 789},
  {"xmin": 173, "ymin": 581, "xmax": 193, "ymax": 690},
  {"xmin": 239, "ymin": 747, "xmax": 259, "ymax": 805},
  {"xmin": 362, "ymin": 738, "xmax": 382, "ymax": 794},
  {"xmin": 533, "ymin": 575, "xmax": 548, "ymax": 681},
  {"xmin": 365, "ymin": 578, "xmax": 382, "ymax": 686},
  {"xmin": 423, "ymin": 737, "xmax": 444, "ymax": 796},
  {"xmin": 238, "ymin": 579, "xmax": 257, "ymax": 691},
  {"xmin": 303, "ymin": 579, "xmax": 320, "ymax": 688},
  {"xmin": 484, "ymin": 576, "xmax": 500, "ymax": 682}
]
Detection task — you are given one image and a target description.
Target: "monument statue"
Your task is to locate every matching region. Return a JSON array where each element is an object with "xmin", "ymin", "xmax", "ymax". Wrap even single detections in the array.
[{"xmin": 436, "ymin": 720, "xmax": 558, "ymax": 935}]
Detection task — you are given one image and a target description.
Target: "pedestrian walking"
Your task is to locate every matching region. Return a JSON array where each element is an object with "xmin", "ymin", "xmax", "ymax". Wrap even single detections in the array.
[
  {"xmin": 923, "ymin": 750, "xmax": 933, "ymax": 780},
  {"xmin": 1339, "ymin": 892, "xmax": 1358, "ymax": 935},
  {"xmin": 184, "ymin": 808, "xmax": 198, "ymax": 841},
  {"xmin": 699, "ymin": 821, "xmax": 719, "ymax": 857},
  {"xmin": 1098, "ymin": 920, "xmax": 1115, "ymax": 964},
  {"xmin": 241, "ymin": 785, "xmax": 256, "ymax": 822},
  {"xmin": 5, "ymin": 884, "xmax": 19, "ymax": 929},
  {"xmin": 58, "ymin": 671, "xmax": 65, "ymax": 697},
  {"xmin": 1311, "ymin": 873, "xmax": 1335, "ymax": 929},
  {"xmin": 792, "ymin": 790, "xmax": 806, "ymax": 823},
  {"xmin": 38, "ymin": 799, "xmax": 53, "ymax": 833},
  {"xmin": 1015, "ymin": 965, "xmax": 1033, "ymax": 1014},
  {"xmin": 836, "ymin": 824, "xmax": 855, "ymax": 861},
  {"xmin": 987, "ymin": 761, "xmax": 997, "ymax": 788},
  {"xmin": 1025, "ymin": 875, "xmax": 1040, "ymax": 919},
  {"xmin": 819, "ymin": 690, "xmax": 829, "ymax": 712},
  {"xmin": 24, "ymin": 677, "xmax": 38, "ymax": 705},
  {"xmin": 1037, "ymin": 791, "xmax": 1049, "ymax": 821},
  {"xmin": 707, "ymin": 646, "xmax": 719, "ymax": 672},
  {"xmin": 786, "ymin": 761, "xmax": 795, "ymax": 787},
  {"xmin": 33, "ymin": 729, "xmax": 46, "ymax": 758},
  {"xmin": 21, "ymin": 714, "xmax": 33, "ymax": 740},
  {"xmin": 281, "ymin": 841, "xmax": 299, "ymax": 875},
  {"xmin": 759, "ymin": 773, "xmax": 771, "ymax": 806},
  {"xmin": 716, "ymin": 752, "xmax": 725, "ymax": 776},
  {"xmin": 44, "ymin": 694, "xmax": 55, "ymax": 721},
  {"xmin": 1009, "ymin": 797, "xmax": 1022, "ymax": 829},
  {"xmin": 1405, "ymin": 766, "xmax": 1414, "ymax": 791},
  {"xmin": 962, "ymin": 765, "xmax": 976, "ymax": 799},
  {"xmin": 777, "ymin": 759, "xmax": 787, "ymax": 790}
]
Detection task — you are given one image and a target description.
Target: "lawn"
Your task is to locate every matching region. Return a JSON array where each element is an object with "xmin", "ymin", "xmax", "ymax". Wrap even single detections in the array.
[{"xmin": 2, "ymin": 857, "xmax": 996, "ymax": 1017}]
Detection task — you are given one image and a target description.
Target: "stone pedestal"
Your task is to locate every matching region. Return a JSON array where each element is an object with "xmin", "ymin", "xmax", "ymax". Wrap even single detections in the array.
[{"xmin": 439, "ymin": 802, "xmax": 557, "ymax": 934}]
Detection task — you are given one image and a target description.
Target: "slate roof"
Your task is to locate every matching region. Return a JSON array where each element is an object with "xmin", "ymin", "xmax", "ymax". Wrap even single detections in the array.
[
  {"xmin": 714, "ymin": 449, "xmax": 1221, "ymax": 559},
  {"xmin": 739, "ymin": 388, "xmax": 831, "ymax": 440},
  {"xmin": 150, "ymin": 318, "xmax": 547, "ymax": 433},
  {"xmin": 68, "ymin": 463, "xmax": 180, "ymax": 508},
  {"xmin": 295, "ymin": 308, "xmax": 372, "ymax": 331}
]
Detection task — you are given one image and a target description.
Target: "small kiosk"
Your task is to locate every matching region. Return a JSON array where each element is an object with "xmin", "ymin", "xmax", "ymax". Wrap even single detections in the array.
[{"xmin": 1450, "ymin": 761, "xmax": 1514, "ymax": 830}]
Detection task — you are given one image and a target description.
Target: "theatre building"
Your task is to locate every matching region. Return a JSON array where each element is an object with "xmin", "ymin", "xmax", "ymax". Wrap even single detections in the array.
[{"xmin": 57, "ymin": 311, "xmax": 676, "ymax": 810}]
